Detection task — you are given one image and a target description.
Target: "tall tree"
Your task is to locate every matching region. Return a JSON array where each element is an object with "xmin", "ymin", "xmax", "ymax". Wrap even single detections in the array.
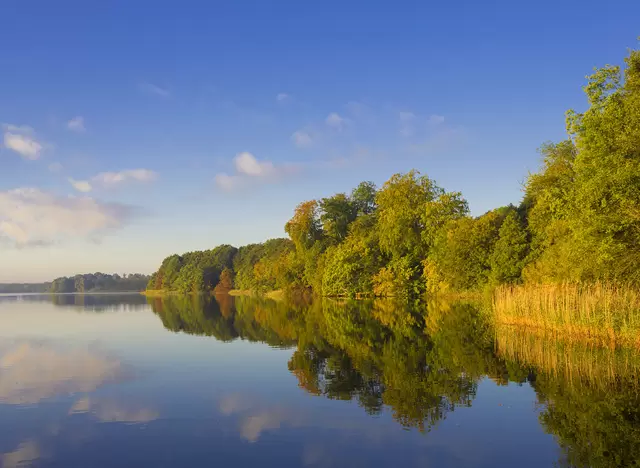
[
  {"xmin": 319, "ymin": 193, "xmax": 356, "ymax": 244},
  {"xmin": 285, "ymin": 200, "xmax": 323, "ymax": 253},
  {"xmin": 351, "ymin": 181, "xmax": 377, "ymax": 216},
  {"xmin": 376, "ymin": 171, "xmax": 442, "ymax": 259}
]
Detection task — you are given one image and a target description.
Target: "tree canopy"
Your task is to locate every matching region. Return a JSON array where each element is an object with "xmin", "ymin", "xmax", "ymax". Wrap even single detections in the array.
[{"xmin": 147, "ymin": 46, "xmax": 640, "ymax": 297}]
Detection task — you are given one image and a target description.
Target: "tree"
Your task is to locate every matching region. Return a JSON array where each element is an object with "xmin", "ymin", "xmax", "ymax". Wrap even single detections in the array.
[
  {"xmin": 285, "ymin": 200, "xmax": 323, "ymax": 253},
  {"xmin": 214, "ymin": 268, "xmax": 234, "ymax": 294},
  {"xmin": 376, "ymin": 171, "xmax": 442, "ymax": 259},
  {"xmin": 422, "ymin": 191, "xmax": 469, "ymax": 249},
  {"xmin": 322, "ymin": 215, "xmax": 383, "ymax": 297},
  {"xmin": 489, "ymin": 211, "xmax": 529, "ymax": 285},
  {"xmin": 428, "ymin": 210, "xmax": 503, "ymax": 291},
  {"xmin": 351, "ymin": 181, "xmax": 377, "ymax": 215},
  {"xmin": 319, "ymin": 193, "xmax": 356, "ymax": 244},
  {"xmin": 375, "ymin": 171, "xmax": 444, "ymax": 297}
]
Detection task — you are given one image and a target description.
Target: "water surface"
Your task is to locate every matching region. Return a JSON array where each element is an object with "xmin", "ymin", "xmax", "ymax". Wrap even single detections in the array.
[{"xmin": 0, "ymin": 294, "xmax": 636, "ymax": 467}]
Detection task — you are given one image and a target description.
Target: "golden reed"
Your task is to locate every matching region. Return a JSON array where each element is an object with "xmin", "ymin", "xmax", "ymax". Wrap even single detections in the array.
[
  {"xmin": 492, "ymin": 283, "xmax": 640, "ymax": 347},
  {"xmin": 495, "ymin": 325, "xmax": 640, "ymax": 389}
]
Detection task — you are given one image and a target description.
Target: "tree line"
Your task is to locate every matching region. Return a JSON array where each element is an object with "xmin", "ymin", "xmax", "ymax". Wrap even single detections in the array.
[
  {"xmin": 1, "ymin": 273, "xmax": 150, "ymax": 294},
  {"xmin": 149, "ymin": 47, "xmax": 640, "ymax": 298},
  {"xmin": 48, "ymin": 273, "xmax": 150, "ymax": 293}
]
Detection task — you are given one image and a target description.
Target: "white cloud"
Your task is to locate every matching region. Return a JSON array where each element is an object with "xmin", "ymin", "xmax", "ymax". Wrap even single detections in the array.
[
  {"xmin": 139, "ymin": 82, "xmax": 171, "ymax": 98},
  {"xmin": 325, "ymin": 112, "xmax": 347, "ymax": 130},
  {"xmin": 2, "ymin": 124, "xmax": 43, "ymax": 160},
  {"xmin": 276, "ymin": 93, "xmax": 290, "ymax": 102},
  {"xmin": 92, "ymin": 169, "xmax": 157, "ymax": 187},
  {"xmin": 68, "ymin": 178, "xmax": 92, "ymax": 193},
  {"xmin": 0, "ymin": 188, "xmax": 134, "ymax": 246},
  {"xmin": 214, "ymin": 173, "xmax": 241, "ymax": 191},
  {"xmin": 234, "ymin": 152, "xmax": 275, "ymax": 177},
  {"xmin": 215, "ymin": 152, "xmax": 296, "ymax": 191},
  {"xmin": 291, "ymin": 130, "xmax": 313, "ymax": 148},
  {"xmin": 428, "ymin": 114, "xmax": 445, "ymax": 125},
  {"xmin": 67, "ymin": 116, "xmax": 85, "ymax": 132}
]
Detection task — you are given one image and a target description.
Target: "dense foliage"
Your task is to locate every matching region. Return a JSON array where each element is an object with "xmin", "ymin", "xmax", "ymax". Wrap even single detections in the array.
[
  {"xmin": 1, "ymin": 274, "xmax": 148, "ymax": 294},
  {"xmin": 49, "ymin": 273, "xmax": 150, "ymax": 293},
  {"xmin": 148, "ymin": 47, "xmax": 640, "ymax": 297},
  {"xmin": 0, "ymin": 283, "xmax": 50, "ymax": 293}
]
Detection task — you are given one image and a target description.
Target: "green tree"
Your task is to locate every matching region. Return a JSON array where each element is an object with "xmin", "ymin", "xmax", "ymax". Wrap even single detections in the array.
[
  {"xmin": 351, "ymin": 181, "xmax": 377, "ymax": 215},
  {"xmin": 319, "ymin": 193, "xmax": 356, "ymax": 244},
  {"xmin": 376, "ymin": 171, "xmax": 441, "ymax": 259},
  {"xmin": 429, "ymin": 210, "xmax": 503, "ymax": 291},
  {"xmin": 285, "ymin": 200, "xmax": 323, "ymax": 253},
  {"xmin": 322, "ymin": 215, "xmax": 383, "ymax": 297},
  {"xmin": 489, "ymin": 210, "xmax": 529, "ymax": 285}
]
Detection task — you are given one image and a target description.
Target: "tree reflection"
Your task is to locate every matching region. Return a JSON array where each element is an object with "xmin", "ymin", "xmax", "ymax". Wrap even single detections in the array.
[
  {"xmin": 149, "ymin": 293, "xmax": 640, "ymax": 465},
  {"xmin": 496, "ymin": 326, "xmax": 640, "ymax": 468},
  {"xmin": 149, "ymin": 294, "xmax": 524, "ymax": 432}
]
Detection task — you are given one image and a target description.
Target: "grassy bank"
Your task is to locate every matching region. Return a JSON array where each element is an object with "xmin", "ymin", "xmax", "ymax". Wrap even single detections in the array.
[
  {"xmin": 141, "ymin": 289, "xmax": 173, "ymax": 296},
  {"xmin": 492, "ymin": 283, "xmax": 640, "ymax": 346},
  {"xmin": 228, "ymin": 289, "xmax": 284, "ymax": 300}
]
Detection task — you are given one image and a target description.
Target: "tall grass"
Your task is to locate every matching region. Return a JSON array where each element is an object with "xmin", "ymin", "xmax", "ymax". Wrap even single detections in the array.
[
  {"xmin": 492, "ymin": 283, "xmax": 640, "ymax": 347},
  {"xmin": 495, "ymin": 325, "xmax": 640, "ymax": 390}
]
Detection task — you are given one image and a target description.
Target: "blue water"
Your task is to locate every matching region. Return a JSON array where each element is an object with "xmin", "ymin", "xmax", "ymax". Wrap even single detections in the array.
[{"xmin": 0, "ymin": 294, "xmax": 573, "ymax": 467}]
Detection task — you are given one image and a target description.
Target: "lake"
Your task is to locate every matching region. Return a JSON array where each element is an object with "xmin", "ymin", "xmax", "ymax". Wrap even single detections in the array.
[{"xmin": 0, "ymin": 293, "xmax": 637, "ymax": 467}]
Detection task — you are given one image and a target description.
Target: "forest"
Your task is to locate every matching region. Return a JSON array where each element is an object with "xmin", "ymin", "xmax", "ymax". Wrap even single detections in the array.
[
  {"xmin": 48, "ymin": 273, "xmax": 150, "ymax": 293},
  {"xmin": 148, "ymin": 47, "xmax": 640, "ymax": 301},
  {"xmin": 0, "ymin": 273, "xmax": 150, "ymax": 294}
]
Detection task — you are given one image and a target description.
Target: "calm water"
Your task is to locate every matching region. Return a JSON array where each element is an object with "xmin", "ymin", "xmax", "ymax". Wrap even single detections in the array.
[{"xmin": 0, "ymin": 294, "xmax": 637, "ymax": 467}]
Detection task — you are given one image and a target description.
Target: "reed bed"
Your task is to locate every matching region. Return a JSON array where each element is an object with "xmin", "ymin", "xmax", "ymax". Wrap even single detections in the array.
[
  {"xmin": 492, "ymin": 283, "xmax": 640, "ymax": 347},
  {"xmin": 495, "ymin": 325, "xmax": 640, "ymax": 389}
]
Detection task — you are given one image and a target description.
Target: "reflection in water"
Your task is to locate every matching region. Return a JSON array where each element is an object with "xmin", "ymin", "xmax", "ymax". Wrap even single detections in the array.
[
  {"xmin": 70, "ymin": 397, "xmax": 159, "ymax": 424},
  {"xmin": 150, "ymin": 294, "xmax": 298, "ymax": 347},
  {"xmin": 0, "ymin": 293, "xmax": 148, "ymax": 312},
  {"xmin": 0, "ymin": 341, "xmax": 126, "ymax": 404},
  {"xmin": 2, "ymin": 440, "xmax": 41, "ymax": 468},
  {"xmin": 149, "ymin": 294, "xmax": 640, "ymax": 467},
  {"xmin": 496, "ymin": 326, "xmax": 640, "ymax": 468},
  {"xmin": 0, "ymin": 293, "xmax": 638, "ymax": 466},
  {"xmin": 150, "ymin": 296, "xmax": 527, "ymax": 432},
  {"xmin": 219, "ymin": 394, "xmax": 304, "ymax": 443}
]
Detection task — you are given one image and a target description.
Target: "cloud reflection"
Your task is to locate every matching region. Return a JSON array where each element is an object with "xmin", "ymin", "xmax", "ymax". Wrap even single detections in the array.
[
  {"xmin": 218, "ymin": 394, "xmax": 306, "ymax": 443},
  {"xmin": 0, "ymin": 341, "xmax": 126, "ymax": 404},
  {"xmin": 70, "ymin": 397, "xmax": 159, "ymax": 424},
  {"xmin": 1, "ymin": 440, "xmax": 41, "ymax": 468}
]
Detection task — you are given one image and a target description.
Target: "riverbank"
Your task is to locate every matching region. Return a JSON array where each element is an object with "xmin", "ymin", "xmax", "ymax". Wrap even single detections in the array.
[
  {"xmin": 492, "ymin": 283, "xmax": 640, "ymax": 347},
  {"xmin": 142, "ymin": 288, "xmax": 285, "ymax": 301},
  {"xmin": 229, "ymin": 289, "xmax": 284, "ymax": 300}
]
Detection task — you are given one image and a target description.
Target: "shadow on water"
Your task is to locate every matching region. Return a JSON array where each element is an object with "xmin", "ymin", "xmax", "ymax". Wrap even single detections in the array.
[{"xmin": 146, "ymin": 293, "xmax": 640, "ymax": 467}]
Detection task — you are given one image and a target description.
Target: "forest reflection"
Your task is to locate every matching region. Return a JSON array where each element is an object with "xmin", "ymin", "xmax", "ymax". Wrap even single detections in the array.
[{"xmin": 147, "ymin": 294, "xmax": 640, "ymax": 467}]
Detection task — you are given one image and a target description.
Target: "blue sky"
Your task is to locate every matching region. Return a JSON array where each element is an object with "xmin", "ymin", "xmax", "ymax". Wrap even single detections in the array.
[{"xmin": 1, "ymin": 1, "xmax": 639, "ymax": 282}]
